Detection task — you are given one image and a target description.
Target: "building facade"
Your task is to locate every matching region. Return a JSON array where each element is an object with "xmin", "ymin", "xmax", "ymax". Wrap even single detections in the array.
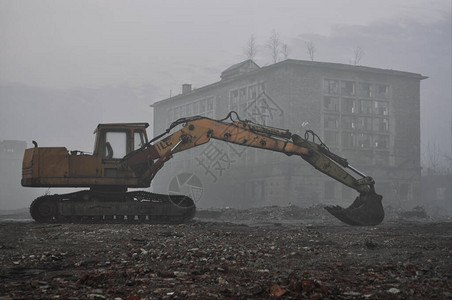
[{"xmin": 151, "ymin": 59, "xmax": 426, "ymax": 209}]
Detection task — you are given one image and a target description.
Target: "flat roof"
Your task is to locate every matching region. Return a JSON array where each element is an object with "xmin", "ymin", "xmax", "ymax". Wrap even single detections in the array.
[{"xmin": 151, "ymin": 59, "xmax": 427, "ymax": 107}]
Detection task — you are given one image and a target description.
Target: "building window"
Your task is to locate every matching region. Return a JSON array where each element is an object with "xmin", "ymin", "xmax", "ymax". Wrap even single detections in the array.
[
  {"xmin": 374, "ymin": 101, "xmax": 389, "ymax": 115},
  {"xmin": 168, "ymin": 96, "xmax": 215, "ymax": 123},
  {"xmin": 373, "ymin": 118, "xmax": 389, "ymax": 132},
  {"xmin": 375, "ymin": 84, "xmax": 389, "ymax": 99},
  {"xmin": 324, "ymin": 114, "xmax": 339, "ymax": 129},
  {"xmin": 342, "ymin": 132, "xmax": 355, "ymax": 148},
  {"xmin": 341, "ymin": 81, "xmax": 355, "ymax": 96},
  {"xmin": 359, "ymin": 99, "xmax": 373, "ymax": 114},
  {"xmin": 341, "ymin": 116, "xmax": 356, "ymax": 130},
  {"xmin": 357, "ymin": 83, "xmax": 372, "ymax": 98},
  {"xmin": 357, "ymin": 133, "xmax": 372, "ymax": 148},
  {"xmin": 229, "ymin": 82, "xmax": 267, "ymax": 119},
  {"xmin": 357, "ymin": 117, "xmax": 372, "ymax": 131},
  {"xmin": 323, "ymin": 79, "xmax": 339, "ymax": 95},
  {"xmin": 187, "ymin": 103, "xmax": 193, "ymax": 115},
  {"xmin": 324, "ymin": 96, "xmax": 339, "ymax": 112},
  {"xmin": 341, "ymin": 98, "xmax": 356, "ymax": 114},
  {"xmin": 230, "ymin": 90, "xmax": 239, "ymax": 103},
  {"xmin": 248, "ymin": 85, "xmax": 258, "ymax": 99},
  {"xmin": 239, "ymin": 87, "xmax": 248, "ymax": 101},
  {"xmin": 322, "ymin": 79, "xmax": 391, "ymax": 151},
  {"xmin": 193, "ymin": 101, "xmax": 199, "ymax": 114},
  {"xmin": 207, "ymin": 97, "xmax": 214, "ymax": 111}
]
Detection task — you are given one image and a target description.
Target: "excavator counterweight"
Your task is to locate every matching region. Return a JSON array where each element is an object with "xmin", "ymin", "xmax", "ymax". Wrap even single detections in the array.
[{"xmin": 22, "ymin": 112, "xmax": 384, "ymax": 226}]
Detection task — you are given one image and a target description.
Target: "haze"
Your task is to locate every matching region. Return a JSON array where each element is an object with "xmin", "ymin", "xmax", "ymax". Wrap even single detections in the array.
[{"xmin": 0, "ymin": 0, "xmax": 451, "ymax": 209}]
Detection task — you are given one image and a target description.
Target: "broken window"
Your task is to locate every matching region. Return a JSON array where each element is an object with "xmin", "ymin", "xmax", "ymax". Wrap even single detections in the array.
[
  {"xmin": 230, "ymin": 89, "xmax": 239, "ymax": 101},
  {"xmin": 341, "ymin": 116, "xmax": 356, "ymax": 130},
  {"xmin": 239, "ymin": 88, "xmax": 248, "ymax": 101},
  {"xmin": 341, "ymin": 132, "xmax": 355, "ymax": 148},
  {"xmin": 323, "ymin": 79, "xmax": 339, "ymax": 95},
  {"xmin": 324, "ymin": 115, "xmax": 339, "ymax": 129},
  {"xmin": 248, "ymin": 85, "xmax": 258, "ymax": 99},
  {"xmin": 341, "ymin": 98, "xmax": 356, "ymax": 114},
  {"xmin": 359, "ymin": 99, "xmax": 373, "ymax": 114},
  {"xmin": 374, "ymin": 101, "xmax": 389, "ymax": 115},
  {"xmin": 373, "ymin": 118, "xmax": 389, "ymax": 132},
  {"xmin": 323, "ymin": 96, "xmax": 339, "ymax": 112},
  {"xmin": 357, "ymin": 83, "xmax": 372, "ymax": 98},
  {"xmin": 341, "ymin": 81, "xmax": 355, "ymax": 96},
  {"xmin": 357, "ymin": 133, "xmax": 371, "ymax": 148},
  {"xmin": 375, "ymin": 84, "xmax": 389, "ymax": 99},
  {"xmin": 356, "ymin": 117, "xmax": 372, "ymax": 131}
]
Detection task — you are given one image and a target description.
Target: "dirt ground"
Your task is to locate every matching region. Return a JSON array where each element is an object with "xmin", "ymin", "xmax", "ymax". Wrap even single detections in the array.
[{"xmin": 0, "ymin": 207, "xmax": 451, "ymax": 299}]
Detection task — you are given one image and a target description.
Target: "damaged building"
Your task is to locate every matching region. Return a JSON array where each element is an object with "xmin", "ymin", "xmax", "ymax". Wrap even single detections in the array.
[{"xmin": 151, "ymin": 59, "xmax": 427, "ymax": 210}]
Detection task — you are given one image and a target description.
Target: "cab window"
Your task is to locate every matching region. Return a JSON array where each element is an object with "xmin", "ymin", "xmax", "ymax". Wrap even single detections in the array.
[
  {"xmin": 104, "ymin": 131, "xmax": 128, "ymax": 159},
  {"xmin": 134, "ymin": 131, "xmax": 146, "ymax": 150}
]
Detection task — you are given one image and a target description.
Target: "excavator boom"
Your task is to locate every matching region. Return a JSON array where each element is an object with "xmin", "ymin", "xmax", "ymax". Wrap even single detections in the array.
[{"xmin": 123, "ymin": 112, "xmax": 384, "ymax": 226}]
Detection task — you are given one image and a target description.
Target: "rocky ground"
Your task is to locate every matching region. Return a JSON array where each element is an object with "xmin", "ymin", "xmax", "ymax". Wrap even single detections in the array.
[{"xmin": 0, "ymin": 206, "xmax": 451, "ymax": 299}]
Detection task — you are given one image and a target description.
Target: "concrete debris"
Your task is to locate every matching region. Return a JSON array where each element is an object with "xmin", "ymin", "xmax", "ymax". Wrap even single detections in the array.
[{"xmin": 0, "ymin": 207, "xmax": 451, "ymax": 298}]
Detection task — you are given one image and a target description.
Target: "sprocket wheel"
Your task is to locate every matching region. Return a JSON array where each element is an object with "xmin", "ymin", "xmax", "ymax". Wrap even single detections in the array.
[{"xmin": 30, "ymin": 196, "xmax": 57, "ymax": 222}]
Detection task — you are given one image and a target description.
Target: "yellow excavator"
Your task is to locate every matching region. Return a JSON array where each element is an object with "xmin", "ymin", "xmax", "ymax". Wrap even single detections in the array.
[{"xmin": 22, "ymin": 111, "xmax": 384, "ymax": 226}]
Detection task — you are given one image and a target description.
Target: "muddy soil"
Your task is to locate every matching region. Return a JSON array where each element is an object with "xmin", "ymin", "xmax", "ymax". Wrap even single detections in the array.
[{"xmin": 0, "ymin": 208, "xmax": 451, "ymax": 299}]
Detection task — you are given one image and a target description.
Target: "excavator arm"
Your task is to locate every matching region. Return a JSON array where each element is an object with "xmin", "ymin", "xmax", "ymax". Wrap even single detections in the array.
[{"xmin": 122, "ymin": 112, "xmax": 384, "ymax": 226}]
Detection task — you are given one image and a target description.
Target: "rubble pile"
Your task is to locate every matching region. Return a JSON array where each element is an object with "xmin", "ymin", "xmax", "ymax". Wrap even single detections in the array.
[{"xmin": 0, "ymin": 217, "xmax": 451, "ymax": 299}]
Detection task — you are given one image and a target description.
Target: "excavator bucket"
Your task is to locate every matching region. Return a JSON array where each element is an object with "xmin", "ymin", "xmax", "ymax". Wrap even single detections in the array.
[{"xmin": 325, "ymin": 191, "xmax": 384, "ymax": 226}]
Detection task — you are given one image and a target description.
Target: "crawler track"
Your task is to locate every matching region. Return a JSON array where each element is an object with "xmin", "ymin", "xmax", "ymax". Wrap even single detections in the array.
[{"xmin": 29, "ymin": 190, "xmax": 196, "ymax": 223}]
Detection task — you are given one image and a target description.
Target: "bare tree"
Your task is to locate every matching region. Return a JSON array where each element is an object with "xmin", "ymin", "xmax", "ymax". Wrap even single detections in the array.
[
  {"xmin": 267, "ymin": 30, "xmax": 281, "ymax": 64},
  {"xmin": 281, "ymin": 43, "xmax": 290, "ymax": 60},
  {"xmin": 351, "ymin": 46, "xmax": 365, "ymax": 65},
  {"xmin": 305, "ymin": 40, "xmax": 315, "ymax": 61},
  {"xmin": 243, "ymin": 34, "xmax": 258, "ymax": 60}
]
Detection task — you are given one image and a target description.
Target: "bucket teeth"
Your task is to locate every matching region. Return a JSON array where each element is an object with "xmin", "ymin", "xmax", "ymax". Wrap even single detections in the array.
[{"xmin": 325, "ymin": 192, "xmax": 384, "ymax": 226}]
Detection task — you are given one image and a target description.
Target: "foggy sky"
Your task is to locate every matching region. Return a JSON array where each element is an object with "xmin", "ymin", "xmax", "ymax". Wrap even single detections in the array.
[{"xmin": 0, "ymin": 0, "xmax": 451, "ymax": 209}]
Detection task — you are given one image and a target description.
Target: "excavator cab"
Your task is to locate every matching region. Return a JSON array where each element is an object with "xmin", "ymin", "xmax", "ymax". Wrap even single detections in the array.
[{"xmin": 93, "ymin": 123, "xmax": 149, "ymax": 160}]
